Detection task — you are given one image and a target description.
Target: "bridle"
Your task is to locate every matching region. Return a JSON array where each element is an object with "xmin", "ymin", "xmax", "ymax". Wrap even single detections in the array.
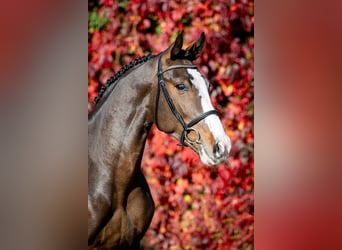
[{"xmin": 155, "ymin": 52, "xmax": 219, "ymax": 146}]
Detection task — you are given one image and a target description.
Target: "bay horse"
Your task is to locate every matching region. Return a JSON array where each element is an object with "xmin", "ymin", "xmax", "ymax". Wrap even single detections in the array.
[{"xmin": 88, "ymin": 31, "xmax": 231, "ymax": 249}]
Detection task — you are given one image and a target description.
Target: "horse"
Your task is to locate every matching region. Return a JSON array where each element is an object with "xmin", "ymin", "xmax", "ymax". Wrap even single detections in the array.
[{"xmin": 88, "ymin": 31, "xmax": 231, "ymax": 249}]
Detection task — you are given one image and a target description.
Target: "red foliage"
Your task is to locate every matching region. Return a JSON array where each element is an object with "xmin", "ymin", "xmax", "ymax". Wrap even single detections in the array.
[{"xmin": 88, "ymin": 0, "xmax": 254, "ymax": 248}]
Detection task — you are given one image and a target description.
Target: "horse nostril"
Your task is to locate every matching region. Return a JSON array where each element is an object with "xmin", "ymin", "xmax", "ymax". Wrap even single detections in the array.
[{"xmin": 213, "ymin": 141, "xmax": 225, "ymax": 159}]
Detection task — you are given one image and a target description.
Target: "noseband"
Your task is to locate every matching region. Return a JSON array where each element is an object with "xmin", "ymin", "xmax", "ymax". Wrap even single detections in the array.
[{"xmin": 155, "ymin": 52, "xmax": 219, "ymax": 146}]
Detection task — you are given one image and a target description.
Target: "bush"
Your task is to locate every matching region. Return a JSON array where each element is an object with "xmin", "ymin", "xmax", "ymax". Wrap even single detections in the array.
[{"xmin": 88, "ymin": 0, "xmax": 254, "ymax": 249}]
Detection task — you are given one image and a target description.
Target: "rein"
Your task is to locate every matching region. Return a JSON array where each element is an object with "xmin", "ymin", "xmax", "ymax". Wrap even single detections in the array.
[{"xmin": 155, "ymin": 52, "xmax": 219, "ymax": 146}]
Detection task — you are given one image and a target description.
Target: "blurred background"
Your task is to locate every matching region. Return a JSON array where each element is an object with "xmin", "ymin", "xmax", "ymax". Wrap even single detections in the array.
[
  {"xmin": 88, "ymin": 0, "xmax": 254, "ymax": 249},
  {"xmin": 1, "ymin": 0, "xmax": 340, "ymax": 249}
]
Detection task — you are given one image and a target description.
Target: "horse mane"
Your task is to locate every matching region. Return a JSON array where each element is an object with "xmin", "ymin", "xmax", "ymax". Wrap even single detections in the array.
[{"xmin": 94, "ymin": 54, "xmax": 156, "ymax": 105}]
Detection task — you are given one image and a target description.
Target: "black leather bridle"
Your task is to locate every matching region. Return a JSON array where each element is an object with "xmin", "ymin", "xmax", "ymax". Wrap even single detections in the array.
[{"xmin": 155, "ymin": 52, "xmax": 219, "ymax": 146}]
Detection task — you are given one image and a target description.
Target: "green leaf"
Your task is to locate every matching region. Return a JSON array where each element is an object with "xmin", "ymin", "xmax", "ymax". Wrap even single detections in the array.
[
  {"xmin": 119, "ymin": 0, "xmax": 127, "ymax": 11},
  {"xmin": 155, "ymin": 25, "xmax": 161, "ymax": 35},
  {"xmin": 88, "ymin": 9, "xmax": 109, "ymax": 31}
]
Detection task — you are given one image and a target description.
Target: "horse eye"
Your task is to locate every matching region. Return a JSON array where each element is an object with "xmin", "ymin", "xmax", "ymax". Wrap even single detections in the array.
[{"xmin": 176, "ymin": 83, "xmax": 187, "ymax": 91}]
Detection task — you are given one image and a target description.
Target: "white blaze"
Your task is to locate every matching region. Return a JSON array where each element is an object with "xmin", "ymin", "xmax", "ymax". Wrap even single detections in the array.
[{"xmin": 187, "ymin": 68, "xmax": 231, "ymax": 157}]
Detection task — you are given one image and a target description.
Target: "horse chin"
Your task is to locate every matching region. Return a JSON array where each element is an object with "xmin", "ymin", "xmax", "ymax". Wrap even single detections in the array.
[
  {"xmin": 196, "ymin": 145, "xmax": 215, "ymax": 166},
  {"xmin": 173, "ymin": 133, "xmax": 227, "ymax": 166},
  {"xmin": 190, "ymin": 144, "xmax": 226, "ymax": 166}
]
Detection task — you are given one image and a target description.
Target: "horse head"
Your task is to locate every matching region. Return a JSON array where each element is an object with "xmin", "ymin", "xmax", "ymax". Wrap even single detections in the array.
[{"xmin": 154, "ymin": 31, "xmax": 231, "ymax": 166}]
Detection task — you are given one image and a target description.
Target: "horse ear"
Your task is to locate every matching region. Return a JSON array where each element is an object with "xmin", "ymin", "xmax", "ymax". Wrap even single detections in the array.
[
  {"xmin": 185, "ymin": 32, "xmax": 205, "ymax": 60},
  {"xmin": 170, "ymin": 30, "xmax": 184, "ymax": 60}
]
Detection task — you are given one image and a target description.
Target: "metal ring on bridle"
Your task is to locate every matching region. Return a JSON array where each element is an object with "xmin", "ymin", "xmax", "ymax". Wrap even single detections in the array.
[{"xmin": 184, "ymin": 127, "xmax": 202, "ymax": 145}]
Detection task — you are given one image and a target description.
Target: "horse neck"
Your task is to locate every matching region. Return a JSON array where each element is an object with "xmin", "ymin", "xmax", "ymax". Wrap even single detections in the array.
[{"xmin": 88, "ymin": 59, "xmax": 157, "ymax": 172}]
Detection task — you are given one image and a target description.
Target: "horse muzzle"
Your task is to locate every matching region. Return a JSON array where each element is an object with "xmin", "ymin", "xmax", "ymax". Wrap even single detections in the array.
[
  {"xmin": 183, "ymin": 127, "xmax": 231, "ymax": 166},
  {"xmin": 197, "ymin": 139, "xmax": 230, "ymax": 166}
]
